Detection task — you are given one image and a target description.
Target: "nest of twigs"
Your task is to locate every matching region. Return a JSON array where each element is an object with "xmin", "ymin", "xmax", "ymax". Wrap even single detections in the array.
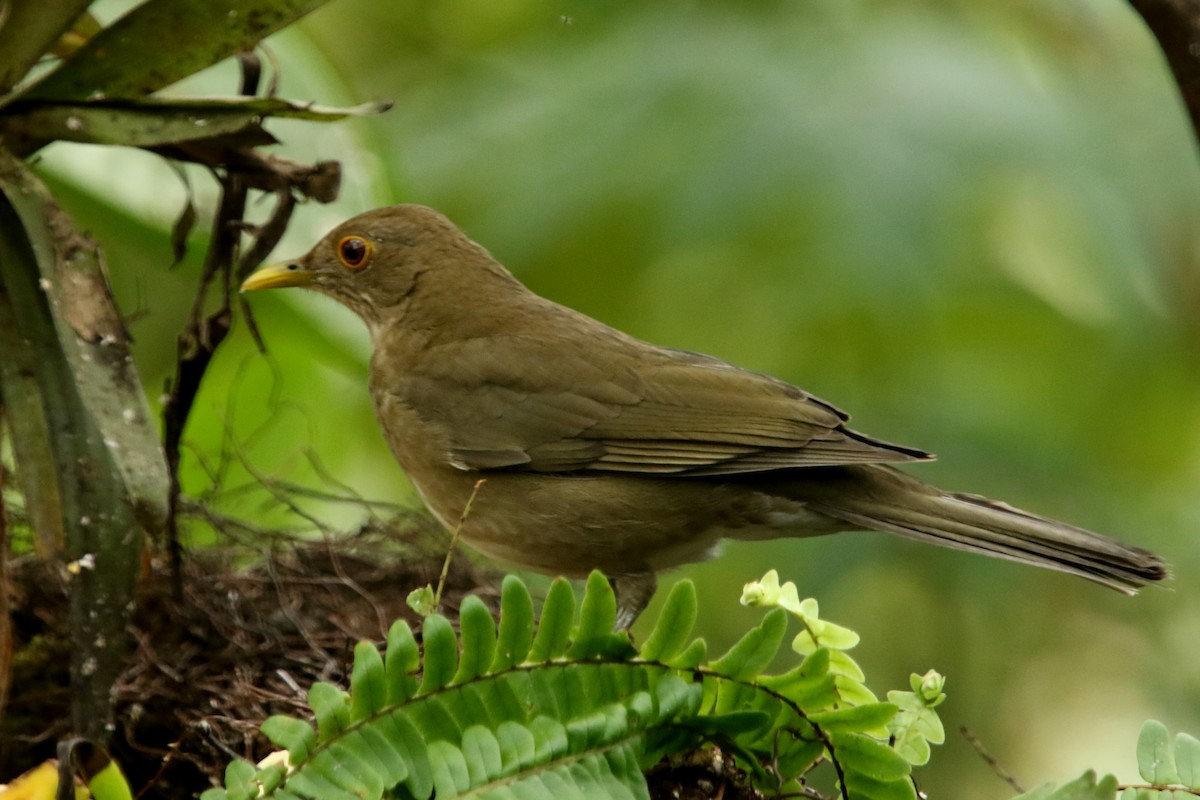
[
  {"xmin": 3, "ymin": 519, "xmax": 758, "ymax": 800},
  {"xmin": 3, "ymin": 517, "xmax": 496, "ymax": 797}
]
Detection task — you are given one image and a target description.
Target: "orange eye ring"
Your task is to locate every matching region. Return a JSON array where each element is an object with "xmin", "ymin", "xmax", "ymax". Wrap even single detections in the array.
[{"xmin": 337, "ymin": 236, "xmax": 372, "ymax": 270}]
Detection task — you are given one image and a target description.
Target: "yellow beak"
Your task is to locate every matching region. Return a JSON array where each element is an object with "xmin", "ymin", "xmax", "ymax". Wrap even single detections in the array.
[{"xmin": 240, "ymin": 261, "xmax": 315, "ymax": 292}]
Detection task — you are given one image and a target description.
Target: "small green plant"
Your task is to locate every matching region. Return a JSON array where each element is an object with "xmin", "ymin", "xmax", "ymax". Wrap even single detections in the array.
[
  {"xmin": 204, "ymin": 570, "xmax": 946, "ymax": 800},
  {"xmin": 1015, "ymin": 720, "xmax": 1200, "ymax": 800}
]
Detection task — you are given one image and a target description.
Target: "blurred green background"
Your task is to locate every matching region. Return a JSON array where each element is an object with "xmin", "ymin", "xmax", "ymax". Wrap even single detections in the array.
[{"xmin": 35, "ymin": 0, "xmax": 1200, "ymax": 796}]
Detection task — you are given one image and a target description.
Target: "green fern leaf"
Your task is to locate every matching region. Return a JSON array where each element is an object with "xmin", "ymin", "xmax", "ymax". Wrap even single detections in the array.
[
  {"xmin": 350, "ymin": 640, "xmax": 387, "ymax": 720},
  {"xmin": 351, "ymin": 723, "xmax": 410, "ymax": 786},
  {"xmin": 759, "ymin": 648, "xmax": 839, "ymax": 709},
  {"xmin": 841, "ymin": 769, "xmax": 917, "ymax": 800},
  {"xmin": 325, "ymin": 741, "xmax": 386, "ymax": 796},
  {"xmin": 221, "ymin": 760, "xmax": 255, "ymax": 800},
  {"xmin": 638, "ymin": 580, "xmax": 698, "ymax": 663},
  {"xmin": 495, "ymin": 719, "xmax": 538, "ymax": 772},
  {"xmin": 462, "ymin": 725, "xmax": 506, "ymax": 783},
  {"xmin": 708, "ymin": 607, "xmax": 787, "ymax": 680},
  {"xmin": 383, "ymin": 711, "xmax": 434, "ymax": 797},
  {"xmin": 833, "ymin": 731, "xmax": 911, "ymax": 781},
  {"xmin": 384, "ymin": 619, "xmax": 420, "ymax": 704},
  {"xmin": 428, "ymin": 738, "xmax": 472, "ymax": 796},
  {"xmin": 492, "ymin": 576, "xmax": 535, "ymax": 671},
  {"xmin": 1013, "ymin": 770, "xmax": 1120, "ymax": 800},
  {"xmin": 528, "ymin": 578, "xmax": 575, "ymax": 662},
  {"xmin": 261, "ymin": 715, "xmax": 316, "ymax": 762},
  {"xmin": 283, "ymin": 762, "xmax": 362, "ymax": 800},
  {"xmin": 665, "ymin": 638, "xmax": 706, "ymax": 670},
  {"xmin": 565, "ymin": 571, "xmax": 619, "ymax": 659},
  {"xmin": 1176, "ymin": 732, "xmax": 1200, "ymax": 789},
  {"xmin": 1138, "ymin": 720, "xmax": 1180, "ymax": 785},
  {"xmin": 455, "ymin": 595, "xmax": 498, "ymax": 684},
  {"xmin": 420, "ymin": 614, "xmax": 459, "ymax": 694},
  {"xmin": 308, "ymin": 682, "xmax": 350, "ymax": 739},
  {"xmin": 809, "ymin": 703, "xmax": 897, "ymax": 735}
]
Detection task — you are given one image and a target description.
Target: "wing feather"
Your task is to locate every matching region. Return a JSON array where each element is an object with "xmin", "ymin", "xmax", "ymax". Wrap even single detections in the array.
[{"xmin": 401, "ymin": 327, "xmax": 930, "ymax": 476}]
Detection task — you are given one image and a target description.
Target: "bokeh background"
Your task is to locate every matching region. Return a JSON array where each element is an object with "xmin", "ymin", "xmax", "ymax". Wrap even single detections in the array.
[{"xmin": 35, "ymin": 0, "xmax": 1200, "ymax": 796}]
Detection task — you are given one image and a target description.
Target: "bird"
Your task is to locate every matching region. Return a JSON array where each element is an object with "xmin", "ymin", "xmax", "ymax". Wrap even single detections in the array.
[{"xmin": 241, "ymin": 204, "xmax": 1168, "ymax": 627}]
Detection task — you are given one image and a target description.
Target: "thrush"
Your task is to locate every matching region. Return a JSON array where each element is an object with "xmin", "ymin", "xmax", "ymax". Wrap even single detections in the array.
[{"xmin": 242, "ymin": 204, "xmax": 1167, "ymax": 626}]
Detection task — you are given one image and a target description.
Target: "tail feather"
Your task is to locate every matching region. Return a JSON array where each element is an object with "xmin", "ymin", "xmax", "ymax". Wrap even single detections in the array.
[{"xmin": 799, "ymin": 467, "xmax": 1168, "ymax": 593}]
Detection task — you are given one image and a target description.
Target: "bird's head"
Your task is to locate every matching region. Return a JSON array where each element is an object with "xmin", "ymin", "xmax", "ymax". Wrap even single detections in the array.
[{"xmin": 241, "ymin": 204, "xmax": 517, "ymax": 329}]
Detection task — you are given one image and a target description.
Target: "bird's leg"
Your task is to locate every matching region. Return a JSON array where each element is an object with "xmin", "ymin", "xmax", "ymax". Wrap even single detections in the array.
[{"xmin": 612, "ymin": 571, "xmax": 657, "ymax": 630}]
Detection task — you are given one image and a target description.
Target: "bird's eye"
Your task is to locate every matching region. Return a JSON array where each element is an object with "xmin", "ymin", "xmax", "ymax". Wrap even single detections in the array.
[{"xmin": 336, "ymin": 236, "xmax": 372, "ymax": 270}]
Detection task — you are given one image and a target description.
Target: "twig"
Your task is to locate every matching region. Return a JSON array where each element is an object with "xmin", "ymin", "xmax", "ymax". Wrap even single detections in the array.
[
  {"xmin": 433, "ymin": 479, "xmax": 486, "ymax": 610},
  {"xmin": 961, "ymin": 725, "xmax": 1025, "ymax": 794}
]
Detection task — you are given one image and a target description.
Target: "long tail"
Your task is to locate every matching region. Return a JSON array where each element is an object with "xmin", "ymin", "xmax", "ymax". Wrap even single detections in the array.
[{"xmin": 797, "ymin": 465, "xmax": 1168, "ymax": 593}]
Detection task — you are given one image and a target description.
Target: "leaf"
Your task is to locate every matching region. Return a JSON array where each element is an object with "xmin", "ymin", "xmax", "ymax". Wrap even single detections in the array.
[
  {"xmin": 308, "ymin": 682, "xmax": 350, "ymax": 740},
  {"xmin": 384, "ymin": 620, "xmax": 420, "ymax": 704},
  {"xmin": 708, "ymin": 608, "xmax": 787, "ymax": 680},
  {"xmin": 1176, "ymin": 732, "xmax": 1200, "ymax": 789},
  {"xmin": 261, "ymin": 716, "xmax": 316, "ymax": 762},
  {"xmin": 492, "ymin": 575, "xmax": 535, "ymax": 671},
  {"xmin": 349, "ymin": 640, "xmax": 387, "ymax": 720},
  {"xmin": 885, "ymin": 690, "xmax": 945, "ymax": 766},
  {"xmin": 0, "ymin": 0, "xmax": 92, "ymax": 94},
  {"xmin": 528, "ymin": 578, "xmax": 575, "ymax": 662},
  {"xmin": 638, "ymin": 580, "xmax": 698, "ymax": 663},
  {"xmin": 25, "ymin": 0, "xmax": 332, "ymax": 101},
  {"xmin": 665, "ymin": 638, "xmax": 707, "ymax": 670},
  {"xmin": 809, "ymin": 703, "xmax": 897, "ymax": 735},
  {"xmin": 454, "ymin": 595, "xmax": 497, "ymax": 684},
  {"xmin": 1, "ymin": 97, "xmax": 390, "ymax": 150},
  {"xmin": 566, "ymin": 571, "xmax": 618, "ymax": 659},
  {"xmin": 420, "ymin": 614, "xmax": 459, "ymax": 694},
  {"xmin": 1137, "ymin": 720, "xmax": 1179, "ymax": 785},
  {"xmin": 1013, "ymin": 771, "xmax": 1121, "ymax": 800},
  {"xmin": 831, "ymin": 732, "xmax": 911, "ymax": 782}
]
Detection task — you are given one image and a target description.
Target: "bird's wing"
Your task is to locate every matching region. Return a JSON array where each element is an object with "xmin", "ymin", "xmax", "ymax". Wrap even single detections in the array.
[{"xmin": 399, "ymin": 334, "xmax": 930, "ymax": 476}]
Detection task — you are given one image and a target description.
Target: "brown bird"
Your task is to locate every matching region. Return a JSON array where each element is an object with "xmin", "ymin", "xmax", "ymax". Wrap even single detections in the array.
[{"xmin": 242, "ymin": 204, "xmax": 1167, "ymax": 626}]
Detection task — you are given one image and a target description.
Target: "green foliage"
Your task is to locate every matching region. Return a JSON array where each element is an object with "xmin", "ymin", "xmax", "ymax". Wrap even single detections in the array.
[
  {"xmin": 1012, "ymin": 720, "xmax": 1200, "ymax": 800},
  {"xmin": 203, "ymin": 571, "xmax": 948, "ymax": 800}
]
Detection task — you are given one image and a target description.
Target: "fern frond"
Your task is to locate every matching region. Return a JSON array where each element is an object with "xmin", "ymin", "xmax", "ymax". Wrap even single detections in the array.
[{"xmin": 206, "ymin": 571, "xmax": 933, "ymax": 800}]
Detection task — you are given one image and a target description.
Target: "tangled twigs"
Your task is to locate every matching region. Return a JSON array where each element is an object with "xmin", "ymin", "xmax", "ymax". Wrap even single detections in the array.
[{"xmin": 159, "ymin": 51, "xmax": 341, "ymax": 595}]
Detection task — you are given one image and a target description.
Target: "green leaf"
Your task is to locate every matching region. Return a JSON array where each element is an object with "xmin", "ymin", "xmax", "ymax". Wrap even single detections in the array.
[
  {"xmin": 831, "ymin": 732, "xmax": 911, "ymax": 782},
  {"xmin": 638, "ymin": 580, "xmax": 698, "ymax": 663},
  {"xmin": 760, "ymin": 648, "xmax": 839, "ymax": 710},
  {"xmin": 0, "ymin": 1, "xmax": 92, "ymax": 94},
  {"xmin": 1137, "ymin": 720, "xmax": 1179, "ymax": 785},
  {"xmin": 455, "ymin": 595, "xmax": 497, "ymax": 684},
  {"xmin": 308, "ymin": 682, "xmax": 350, "ymax": 740},
  {"xmin": 221, "ymin": 761, "xmax": 257, "ymax": 800},
  {"xmin": 1, "ymin": 97, "xmax": 390, "ymax": 150},
  {"xmin": 528, "ymin": 578, "xmax": 575, "ymax": 662},
  {"xmin": 385, "ymin": 712, "xmax": 434, "ymax": 798},
  {"xmin": 566, "ymin": 571, "xmax": 618, "ymax": 659},
  {"xmin": 658, "ymin": 638, "xmax": 700, "ymax": 671},
  {"xmin": 384, "ymin": 620, "xmax": 420, "ymax": 704},
  {"xmin": 841, "ymin": 769, "xmax": 918, "ymax": 800},
  {"xmin": 420, "ymin": 614, "xmax": 459, "ymax": 694},
  {"xmin": 886, "ymin": 690, "xmax": 946, "ymax": 766},
  {"xmin": 709, "ymin": 608, "xmax": 787, "ymax": 680},
  {"xmin": 407, "ymin": 585, "xmax": 437, "ymax": 617},
  {"xmin": 1014, "ymin": 770, "xmax": 1120, "ymax": 800},
  {"xmin": 809, "ymin": 703, "xmax": 897, "ymax": 735},
  {"xmin": 25, "ymin": 0, "xmax": 332, "ymax": 101},
  {"xmin": 1176, "ymin": 732, "xmax": 1200, "ymax": 789},
  {"xmin": 492, "ymin": 575, "xmax": 535, "ymax": 671},
  {"xmin": 349, "ymin": 640, "xmax": 387, "ymax": 720},
  {"xmin": 261, "ymin": 716, "xmax": 315, "ymax": 762}
]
